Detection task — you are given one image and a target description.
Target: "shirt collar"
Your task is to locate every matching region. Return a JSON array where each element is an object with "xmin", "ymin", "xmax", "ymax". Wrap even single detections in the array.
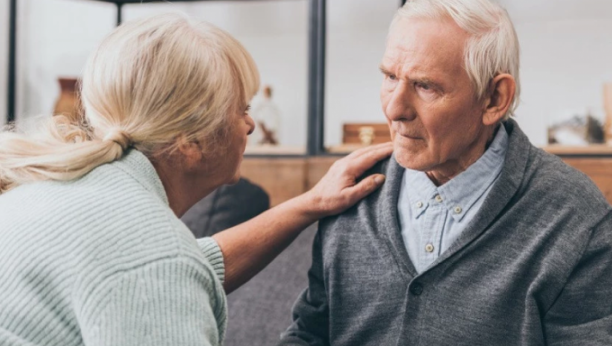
[
  {"xmin": 438, "ymin": 125, "xmax": 508, "ymax": 221},
  {"xmin": 402, "ymin": 167, "xmax": 438, "ymax": 219},
  {"xmin": 402, "ymin": 125, "xmax": 508, "ymax": 221}
]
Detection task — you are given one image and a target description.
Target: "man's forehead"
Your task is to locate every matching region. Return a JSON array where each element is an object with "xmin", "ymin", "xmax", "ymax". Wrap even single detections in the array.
[{"xmin": 382, "ymin": 17, "xmax": 468, "ymax": 74}]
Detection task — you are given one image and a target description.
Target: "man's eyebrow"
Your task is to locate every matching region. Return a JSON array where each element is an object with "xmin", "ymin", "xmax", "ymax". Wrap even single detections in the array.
[
  {"xmin": 408, "ymin": 76, "xmax": 433, "ymax": 84},
  {"xmin": 379, "ymin": 65, "xmax": 393, "ymax": 75},
  {"xmin": 379, "ymin": 66, "xmax": 444, "ymax": 89}
]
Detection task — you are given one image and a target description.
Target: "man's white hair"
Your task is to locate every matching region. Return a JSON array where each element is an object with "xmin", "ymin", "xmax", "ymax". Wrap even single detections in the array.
[{"xmin": 393, "ymin": 0, "xmax": 520, "ymax": 119}]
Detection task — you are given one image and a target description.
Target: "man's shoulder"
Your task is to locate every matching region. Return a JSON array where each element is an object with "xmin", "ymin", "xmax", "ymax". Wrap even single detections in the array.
[
  {"xmin": 526, "ymin": 147, "xmax": 609, "ymax": 208},
  {"xmin": 318, "ymin": 157, "xmax": 397, "ymax": 233},
  {"xmin": 502, "ymin": 120, "xmax": 611, "ymax": 225},
  {"xmin": 356, "ymin": 155, "xmax": 397, "ymax": 206}
]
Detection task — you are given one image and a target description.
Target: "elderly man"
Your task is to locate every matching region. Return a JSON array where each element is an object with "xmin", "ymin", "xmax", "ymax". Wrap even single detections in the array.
[{"xmin": 278, "ymin": 0, "xmax": 612, "ymax": 345}]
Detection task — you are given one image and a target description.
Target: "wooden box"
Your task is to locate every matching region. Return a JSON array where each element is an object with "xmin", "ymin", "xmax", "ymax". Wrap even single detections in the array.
[{"xmin": 342, "ymin": 123, "xmax": 391, "ymax": 145}]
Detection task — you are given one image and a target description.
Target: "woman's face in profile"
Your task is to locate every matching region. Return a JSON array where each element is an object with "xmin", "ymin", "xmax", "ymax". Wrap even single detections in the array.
[{"xmin": 223, "ymin": 103, "xmax": 256, "ymax": 184}]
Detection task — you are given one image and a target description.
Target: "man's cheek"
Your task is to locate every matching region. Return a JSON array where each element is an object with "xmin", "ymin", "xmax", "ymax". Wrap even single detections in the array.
[{"xmin": 387, "ymin": 123, "xmax": 396, "ymax": 140}]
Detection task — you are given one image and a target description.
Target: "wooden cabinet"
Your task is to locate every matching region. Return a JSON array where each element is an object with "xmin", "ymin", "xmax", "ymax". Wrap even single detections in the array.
[
  {"xmin": 559, "ymin": 158, "xmax": 612, "ymax": 204},
  {"xmin": 242, "ymin": 147, "xmax": 612, "ymax": 206},
  {"xmin": 545, "ymin": 146, "xmax": 612, "ymax": 204},
  {"xmin": 240, "ymin": 157, "xmax": 336, "ymax": 206}
]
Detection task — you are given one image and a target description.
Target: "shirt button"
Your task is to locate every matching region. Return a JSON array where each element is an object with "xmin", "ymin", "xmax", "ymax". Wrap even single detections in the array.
[
  {"xmin": 435, "ymin": 195, "xmax": 443, "ymax": 203},
  {"xmin": 416, "ymin": 201, "xmax": 423, "ymax": 208},
  {"xmin": 425, "ymin": 243, "xmax": 434, "ymax": 253},
  {"xmin": 410, "ymin": 283, "xmax": 423, "ymax": 296},
  {"xmin": 454, "ymin": 206, "xmax": 463, "ymax": 214}
]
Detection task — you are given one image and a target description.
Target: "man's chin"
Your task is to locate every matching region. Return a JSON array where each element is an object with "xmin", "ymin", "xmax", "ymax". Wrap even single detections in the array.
[{"xmin": 394, "ymin": 148, "xmax": 428, "ymax": 172}]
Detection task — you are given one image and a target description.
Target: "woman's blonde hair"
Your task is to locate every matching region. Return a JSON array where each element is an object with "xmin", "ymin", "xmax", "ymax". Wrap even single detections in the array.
[
  {"xmin": 0, "ymin": 13, "xmax": 260, "ymax": 193},
  {"xmin": 393, "ymin": 0, "xmax": 520, "ymax": 119}
]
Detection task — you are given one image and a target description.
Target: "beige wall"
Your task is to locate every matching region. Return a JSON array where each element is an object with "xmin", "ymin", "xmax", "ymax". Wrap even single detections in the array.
[
  {"xmin": 16, "ymin": 0, "xmax": 114, "ymax": 122},
  {"xmin": 16, "ymin": 0, "xmax": 309, "ymax": 147},
  {"xmin": 13, "ymin": 0, "xmax": 612, "ymax": 146}
]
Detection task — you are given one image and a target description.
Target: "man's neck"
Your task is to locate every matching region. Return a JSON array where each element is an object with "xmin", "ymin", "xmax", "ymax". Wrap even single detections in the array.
[{"xmin": 425, "ymin": 125, "xmax": 500, "ymax": 187}]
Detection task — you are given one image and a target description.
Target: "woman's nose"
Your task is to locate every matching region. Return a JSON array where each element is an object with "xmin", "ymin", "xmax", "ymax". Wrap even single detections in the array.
[{"xmin": 246, "ymin": 115, "xmax": 256, "ymax": 135}]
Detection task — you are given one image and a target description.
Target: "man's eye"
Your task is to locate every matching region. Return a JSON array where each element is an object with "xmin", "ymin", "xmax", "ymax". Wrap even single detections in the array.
[
  {"xmin": 387, "ymin": 74, "xmax": 397, "ymax": 81},
  {"xmin": 416, "ymin": 83, "xmax": 431, "ymax": 91}
]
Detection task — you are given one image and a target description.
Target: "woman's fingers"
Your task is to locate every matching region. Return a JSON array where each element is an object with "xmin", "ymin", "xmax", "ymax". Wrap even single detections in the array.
[
  {"xmin": 343, "ymin": 142, "xmax": 393, "ymax": 176},
  {"xmin": 303, "ymin": 142, "xmax": 393, "ymax": 217},
  {"xmin": 343, "ymin": 173, "xmax": 386, "ymax": 204}
]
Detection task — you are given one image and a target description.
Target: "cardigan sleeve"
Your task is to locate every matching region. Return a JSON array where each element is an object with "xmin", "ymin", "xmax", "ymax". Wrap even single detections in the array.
[
  {"xmin": 78, "ymin": 256, "xmax": 225, "ymax": 346},
  {"xmin": 543, "ymin": 211, "xmax": 612, "ymax": 345},
  {"xmin": 278, "ymin": 228, "xmax": 330, "ymax": 346},
  {"xmin": 197, "ymin": 237, "xmax": 225, "ymax": 285}
]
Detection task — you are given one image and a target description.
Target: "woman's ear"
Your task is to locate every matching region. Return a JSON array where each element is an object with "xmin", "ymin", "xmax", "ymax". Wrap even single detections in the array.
[
  {"xmin": 482, "ymin": 74, "xmax": 516, "ymax": 126},
  {"xmin": 176, "ymin": 136, "xmax": 203, "ymax": 170}
]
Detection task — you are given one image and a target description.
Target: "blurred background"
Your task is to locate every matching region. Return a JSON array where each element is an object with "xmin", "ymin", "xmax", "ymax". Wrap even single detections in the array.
[
  {"xmin": 2, "ymin": 0, "xmax": 612, "ymax": 147},
  {"xmin": 3, "ymin": 0, "xmax": 612, "ymax": 209},
  {"xmin": 3, "ymin": 0, "xmax": 612, "ymax": 203}
]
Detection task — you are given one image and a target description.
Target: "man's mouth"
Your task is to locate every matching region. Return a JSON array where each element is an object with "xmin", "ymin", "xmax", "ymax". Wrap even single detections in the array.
[{"xmin": 397, "ymin": 133, "xmax": 421, "ymax": 140}]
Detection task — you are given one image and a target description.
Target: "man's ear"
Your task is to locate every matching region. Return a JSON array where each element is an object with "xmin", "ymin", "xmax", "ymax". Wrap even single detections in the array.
[
  {"xmin": 176, "ymin": 135, "xmax": 203, "ymax": 170},
  {"xmin": 482, "ymin": 74, "xmax": 516, "ymax": 126}
]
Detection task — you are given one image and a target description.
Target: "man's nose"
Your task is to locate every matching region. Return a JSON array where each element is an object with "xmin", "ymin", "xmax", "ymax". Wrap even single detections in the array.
[{"xmin": 385, "ymin": 82, "xmax": 416, "ymax": 122}]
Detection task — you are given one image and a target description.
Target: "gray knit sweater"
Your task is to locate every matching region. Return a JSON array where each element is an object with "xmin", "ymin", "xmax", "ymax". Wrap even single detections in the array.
[
  {"xmin": 0, "ymin": 149, "xmax": 227, "ymax": 346},
  {"xmin": 280, "ymin": 119, "xmax": 612, "ymax": 346}
]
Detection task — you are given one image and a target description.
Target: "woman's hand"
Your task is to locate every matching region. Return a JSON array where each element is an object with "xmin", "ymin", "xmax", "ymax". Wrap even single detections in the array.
[
  {"xmin": 301, "ymin": 142, "xmax": 393, "ymax": 218},
  {"xmin": 214, "ymin": 142, "xmax": 392, "ymax": 293}
]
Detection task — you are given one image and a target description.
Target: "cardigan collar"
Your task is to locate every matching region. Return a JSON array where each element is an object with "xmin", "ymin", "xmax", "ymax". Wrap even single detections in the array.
[{"xmin": 377, "ymin": 118, "xmax": 531, "ymax": 278}]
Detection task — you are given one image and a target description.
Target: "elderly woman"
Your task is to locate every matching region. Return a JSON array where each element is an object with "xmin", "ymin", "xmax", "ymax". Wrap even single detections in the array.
[{"xmin": 0, "ymin": 14, "xmax": 390, "ymax": 346}]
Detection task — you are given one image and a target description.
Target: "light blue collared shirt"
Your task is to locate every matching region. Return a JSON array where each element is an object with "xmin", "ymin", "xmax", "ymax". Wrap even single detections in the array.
[{"xmin": 397, "ymin": 126, "xmax": 509, "ymax": 274}]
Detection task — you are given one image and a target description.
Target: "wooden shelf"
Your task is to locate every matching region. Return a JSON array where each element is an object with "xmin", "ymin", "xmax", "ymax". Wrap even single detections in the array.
[
  {"xmin": 542, "ymin": 145, "xmax": 612, "ymax": 156},
  {"xmin": 330, "ymin": 144, "xmax": 612, "ymax": 156},
  {"xmin": 244, "ymin": 145, "xmax": 306, "ymax": 156},
  {"xmin": 242, "ymin": 145, "xmax": 612, "ymax": 206},
  {"xmin": 326, "ymin": 144, "xmax": 366, "ymax": 154},
  {"xmin": 241, "ymin": 156, "xmax": 337, "ymax": 206}
]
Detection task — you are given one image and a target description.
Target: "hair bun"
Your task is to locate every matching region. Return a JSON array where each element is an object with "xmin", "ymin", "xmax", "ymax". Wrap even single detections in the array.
[{"xmin": 103, "ymin": 130, "xmax": 133, "ymax": 150}]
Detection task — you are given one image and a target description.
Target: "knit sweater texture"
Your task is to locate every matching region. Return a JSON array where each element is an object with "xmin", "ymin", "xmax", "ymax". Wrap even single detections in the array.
[{"xmin": 0, "ymin": 149, "xmax": 227, "ymax": 346}]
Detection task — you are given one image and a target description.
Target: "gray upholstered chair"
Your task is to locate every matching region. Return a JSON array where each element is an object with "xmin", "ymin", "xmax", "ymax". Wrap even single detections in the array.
[
  {"xmin": 181, "ymin": 178, "xmax": 314, "ymax": 345},
  {"xmin": 223, "ymin": 225, "xmax": 316, "ymax": 346},
  {"xmin": 182, "ymin": 178, "xmax": 270, "ymax": 237}
]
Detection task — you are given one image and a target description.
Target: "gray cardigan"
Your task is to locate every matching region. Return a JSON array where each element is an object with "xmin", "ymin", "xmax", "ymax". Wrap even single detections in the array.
[{"xmin": 279, "ymin": 120, "xmax": 612, "ymax": 346}]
